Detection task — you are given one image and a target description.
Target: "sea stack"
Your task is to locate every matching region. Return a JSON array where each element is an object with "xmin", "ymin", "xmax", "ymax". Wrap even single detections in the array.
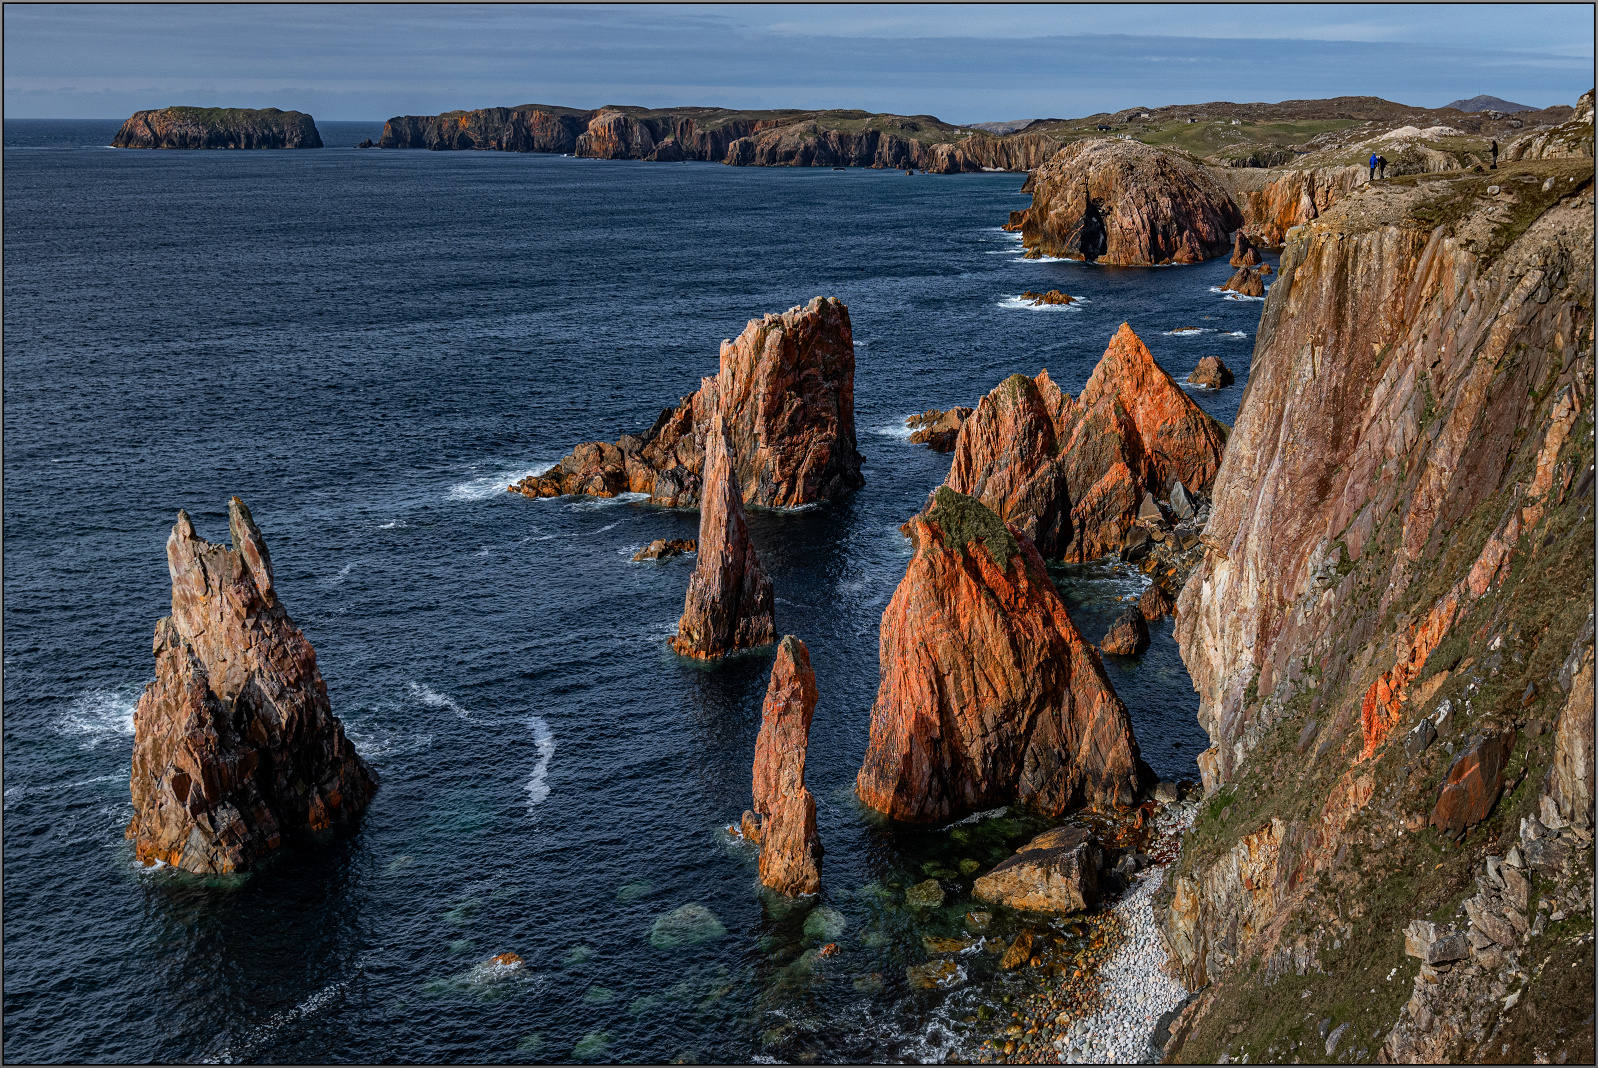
[
  {"xmin": 125, "ymin": 498, "xmax": 377, "ymax": 873},
  {"xmin": 512, "ymin": 297, "xmax": 863, "ymax": 508},
  {"xmin": 111, "ymin": 107, "xmax": 322, "ymax": 149},
  {"xmin": 670, "ymin": 419, "xmax": 776, "ymax": 658},
  {"xmin": 856, "ymin": 488, "xmax": 1148, "ymax": 822},
  {"xmin": 1013, "ymin": 139, "xmax": 1241, "ymax": 264},
  {"xmin": 942, "ymin": 324, "xmax": 1228, "ymax": 562},
  {"xmin": 1229, "ymin": 231, "xmax": 1262, "ymax": 267},
  {"xmin": 743, "ymin": 636, "xmax": 823, "ymax": 896},
  {"xmin": 1187, "ymin": 355, "xmax": 1235, "ymax": 389}
]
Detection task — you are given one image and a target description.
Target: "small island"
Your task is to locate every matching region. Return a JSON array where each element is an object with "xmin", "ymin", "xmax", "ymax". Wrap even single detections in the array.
[{"xmin": 111, "ymin": 107, "xmax": 323, "ymax": 149}]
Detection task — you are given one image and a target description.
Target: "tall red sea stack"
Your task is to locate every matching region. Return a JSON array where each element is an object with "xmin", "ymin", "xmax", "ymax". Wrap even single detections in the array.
[
  {"xmin": 746, "ymin": 636, "xmax": 823, "ymax": 896},
  {"xmin": 671, "ymin": 419, "xmax": 776, "ymax": 659},
  {"xmin": 125, "ymin": 498, "xmax": 378, "ymax": 873},
  {"xmin": 856, "ymin": 488, "xmax": 1148, "ymax": 822}
]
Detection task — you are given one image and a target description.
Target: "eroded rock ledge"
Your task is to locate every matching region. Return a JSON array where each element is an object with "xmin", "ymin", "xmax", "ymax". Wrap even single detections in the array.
[{"xmin": 126, "ymin": 498, "xmax": 377, "ymax": 872}]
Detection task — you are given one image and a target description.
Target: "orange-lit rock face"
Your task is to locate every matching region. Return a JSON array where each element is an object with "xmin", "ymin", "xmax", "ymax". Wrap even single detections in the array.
[
  {"xmin": 942, "ymin": 325, "xmax": 1226, "ymax": 563},
  {"xmin": 750, "ymin": 636, "xmax": 822, "ymax": 896},
  {"xmin": 1429, "ymin": 729, "xmax": 1517, "ymax": 839},
  {"xmin": 125, "ymin": 499, "xmax": 377, "ymax": 873},
  {"xmin": 670, "ymin": 422, "xmax": 776, "ymax": 659},
  {"xmin": 1017, "ymin": 139, "xmax": 1242, "ymax": 265},
  {"xmin": 856, "ymin": 489, "xmax": 1147, "ymax": 823}
]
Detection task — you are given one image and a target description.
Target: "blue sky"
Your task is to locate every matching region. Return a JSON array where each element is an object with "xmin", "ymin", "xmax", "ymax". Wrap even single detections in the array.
[{"xmin": 5, "ymin": 4, "xmax": 1592, "ymax": 121}]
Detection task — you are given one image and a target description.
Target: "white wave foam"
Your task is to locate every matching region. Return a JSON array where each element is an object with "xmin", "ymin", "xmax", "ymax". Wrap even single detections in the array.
[
  {"xmin": 325, "ymin": 562, "xmax": 356, "ymax": 586},
  {"xmin": 447, "ymin": 462, "xmax": 559, "ymax": 502},
  {"xmin": 378, "ymin": 520, "xmax": 408, "ymax": 530},
  {"xmin": 526, "ymin": 717, "xmax": 556, "ymax": 812},
  {"xmin": 872, "ymin": 418, "xmax": 917, "ymax": 439},
  {"xmin": 1164, "ymin": 327, "xmax": 1211, "ymax": 336},
  {"xmin": 997, "ymin": 295, "xmax": 1083, "ymax": 311},
  {"xmin": 58, "ymin": 687, "xmax": 139, "ymax": 748},
  {"xmin": 409, "ymin": 681, "xmax": 473, "ymax": 721},
  {"xmin": 1209, "ymin": 285, "xmax": 1267, "ymax": 302},
  {"xmin": 1226, "ymin": 330, "xmax": 1249, "ymax": 337},
  {"xmin": 941, "ymin": 805, "xmax": 1008, "ymax": 830},
  {"xmin": 202, "ymin": 979, "xmax": 349, "ymax": 1064},
  {"xmin": 563, "ymin": 491, "xmax": 649, "ymax": 511}
]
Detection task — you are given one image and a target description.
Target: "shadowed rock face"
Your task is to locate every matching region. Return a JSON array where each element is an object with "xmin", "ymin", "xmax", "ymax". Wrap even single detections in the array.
[
  {"xmin": 112, "ymin": 107, "xmax": 322, "ymax": 149},
  {"xmin": 856, "ymin": 489, "xmax": 1149, "ymax": 823},
  {"xmin": 670, "ymin": 421, "xmax": 776, "ymax": 659},
  {"xmin": 1015, "ymin": 139, "xmax": 1242, "ymax": 264},
  {"xmin": 1430, "ymin": 729, "xmax": 1518, "ymax": 839},
  {"xmin": 1187, "ymin": 356, "xmax": 1235, "ymax": 389},
  {"xmin": 940, "ymin": 325, "xmax": 1227, "ymax": 563},
  {"xmin": 512, "ymin": 297, "xmax": 862, "ymax": 509},
  {"xmin": 747, "ymin": 636, "xmax": 822, "ymax": 896},
  {"xmin": 125, "ymin": 499, "xmax": 377, "ymax": 873}
]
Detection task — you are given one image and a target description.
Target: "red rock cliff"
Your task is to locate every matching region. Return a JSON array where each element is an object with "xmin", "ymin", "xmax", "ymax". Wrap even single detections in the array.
[
  {"xmin": 747, "ymin": 635, "xmax": 823, "ymax": 896},
  {"xmin": 1014, "ymin": 139, "xmax": 1242, "ymax": 264},
  {"xmin": 1155, "ymin": 158, "xmax": 1594, "ymax": 1062},
  {"xmin": 856, "ymin": 488, "xmax": 1149, "ymax": 822},
  {"xmin": 125, "ymin": 499, "xmax": 377, "ymax": 872}
]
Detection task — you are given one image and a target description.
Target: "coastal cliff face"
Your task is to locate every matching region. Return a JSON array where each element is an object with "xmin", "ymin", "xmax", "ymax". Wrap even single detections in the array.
[
  {"xmin": 1155, "ymin": 158, "xmax": 1594, "ymax": 1063},
  {"xmin": 112, "ymin": 107, "xmax": 322, "ymax": 149},
  {"xmin": 1014, "ymin": 139, "xmax": 1242, "ymax": 264},
  {"xmin": 125, "ymin": 499, "xmax": 377, "ymax": 873},
  {"xmin": 513, "ymin": 297, "xmax": 862, "ymax": 509},
  {"xmin": 1206, "ymin": 164, "xmax": 1369, "ymax": 248},
  {"xmin": 747, "ymin": 636, "xmax": 823, "ymax": 896},
  {"xmin": 856, "ymin": 489, "xmax": 1148, "ymax": 823}
]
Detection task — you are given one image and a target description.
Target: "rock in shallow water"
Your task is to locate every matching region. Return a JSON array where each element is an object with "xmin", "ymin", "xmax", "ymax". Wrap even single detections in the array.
[
  {"xmin": 649, "ymin": 903, "xmax": 727, "ymax": 948},
  {"xmin": 749, "ymin": 637, "xmax": 823, "ymax": 896},
  {"xmin": 1187, "ymin": 355, "xmax": 1235, "ymax": 389},
  {"xmin": 633, "ymin": 538, "xmax": 696, "ymax": 561},
  {"xmin": 973, "ymin": 825, "xmax": 1103, "ymax": 914},
  {"xmin": 1101, "ymin": 606, "xmax": 1152, "ymax": 656}
]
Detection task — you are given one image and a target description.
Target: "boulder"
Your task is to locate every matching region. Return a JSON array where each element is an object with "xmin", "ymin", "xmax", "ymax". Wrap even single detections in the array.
[
  {"xmin": 125, "ymin": 499, "xmax": 378, "ymax": 873},
  {"xmin": 1137, "ymin": 491, "xmax": 1165, "ymax": 524},
  {"xmin": 1012, "ymin": 138, "xmax": 1242, "ymax": 264},
  {"xmin": 905, "ymin": 879, "xmax": 946, "ymax": 909},
  {"xmin": 514, "ymin": 297, "xmax": 863, "ymax": 508},
  {"xmin": 748, "ymin": 636, "xmax": 822, "ymax": 896},
  {"xmin": 907, "ymin": 406, "xmax": 973, "ymax": 452},
  {"xmin": 633, "ymin": 538, "xmax": 696, "ymax": 561},
  {"xmin": 1229, "ymin": 231, "xmax": 1262, "ymax": 267},
  {"xmin": 1221, "ymin": 267, "xmax": 1266, "ymax": 297},
  {"xmin": 1101, "ymin": 607, "xmax": 1151, "ymax": 656},
  {"xmin": 670, "ymin": 420, "xmax": 776, "ymax": 659},
  {"xmin": 1429, "ymin": 728, "xmax": 1517, "ymax": 839},
  {"xmin": 1187, "ymin": 356, "xmax": 1236, "ymax": 389},
  {"xmin": 1021, "ymin": 289, "xmax": 1076, "ymax": 306},
  {"xmin": 855, "ymin": 488, "xmax": 1149, "ymax": 822},
  {"xmin": 1140, "ymin": 583, "xmax": 1176, "ymax": 622},
  {"xmin": 1405, "ymin": 718, "xmax": 1438, "ymax": 759},
  {"xmin": 974, "ymin": 825, "xmax": 1102, "ymax": 913},
  {"xmin": 1169, "ymin": 480, "xmax": 1197, "ymax": 519}
]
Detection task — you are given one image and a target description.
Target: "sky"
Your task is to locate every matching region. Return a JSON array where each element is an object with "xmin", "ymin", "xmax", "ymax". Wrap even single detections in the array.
[{"xmin": 4, "ymin": 4, "xmax": 1593, "ymax": 122}]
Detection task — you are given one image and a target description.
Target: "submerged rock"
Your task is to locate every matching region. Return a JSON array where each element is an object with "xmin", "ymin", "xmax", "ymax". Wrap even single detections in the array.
[
  {"xmin": 1187, "ymin": 355, "xmax": 1235, "ymax": 389},
  {"xmin": 633, "ymin": 538, "xmax": 696, "ymax": 561},
  {"xmin": 670, "ymin": 420, "xmax": 776, "ymax": 659},
  {"xmin": 514, "ymin": 297, "xmax": 863, "ymax": 508},
  {"xmin": 125, "ymin": 499, "xmax": 378, "ymax": 873},
  {"xmin": 1013, "ymin": 139, "xmax": 1242, "ymax": 265},
  {"xmin": 905, "ymin": 879, "xmax": 946, "ymax": 909},
  {"xmin": 746, "ymin": 636, "xmax": 823, "ymax": 896},
  {"xmin": 856, "ymin": 489, "xmax": 1149, "ymax": 822},
  {"xmin": 649, "ymin": 903, "xmax": 728, "ymax": 948},
  {"xmin": 973, "ymin": 825, "xmax": 1103, "ymax": 913}
]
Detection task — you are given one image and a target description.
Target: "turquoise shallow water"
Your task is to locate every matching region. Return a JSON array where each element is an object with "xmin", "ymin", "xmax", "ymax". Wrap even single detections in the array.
[{"xmin": 3, "ymin": 119, "xmax": 1270, "ymax": 1062}]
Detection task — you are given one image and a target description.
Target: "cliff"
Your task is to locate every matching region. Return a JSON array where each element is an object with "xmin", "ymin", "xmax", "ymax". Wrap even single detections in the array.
[
  {"xmin": 125, "ymin": 499, "xmax": 377, "ymax": 872},
  {"xmin": 513, "ymin": 297, "xmax": 862, "ymax": 509},
  {"xmin": 1155, "ymin": 156, "xmax": 1594, "ymax": 1063},
  {"xmin": 1204, "ymin": 164, "xmax": 1368, "ymax": 248},
  {"xmin": 745, "ymin": 636, "xmax": 823, "ymax": 896},
  {"xmin": 855, "ymin": 488, "xmax": 1149, "ymax": 822},
  {"xmin": 1012, "ymin": 139, "xmax": 1242, "ymax": 264},
  {"xmin": 112, "ymin": 107, "xmax": 322, "ymax": 149}
]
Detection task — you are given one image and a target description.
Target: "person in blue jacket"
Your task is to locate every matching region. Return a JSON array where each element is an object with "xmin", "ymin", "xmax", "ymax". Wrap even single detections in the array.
[{"xmin": 1369, "ymin": 152, "xmax": 1378, "ymax": 180}]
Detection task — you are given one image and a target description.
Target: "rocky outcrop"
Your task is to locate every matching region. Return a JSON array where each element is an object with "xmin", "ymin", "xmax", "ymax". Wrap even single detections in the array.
[
  {"xmin": 125, "ymin": 499, "xmax": 377, "ymax": 873},
  {"xmin": 743, "ymin": 636, "xmax": 822, "ymax": 896},
  {"xmin": 906, "ymin": 407, "xmax": 971, "ymax": 452},
  {"xmin": 1139, "ymin": 582, "xmax": 1175, "ymax": 621},
  {"xmin": 1012, "ymin": 139, "xmax": 1242, "ymax": 264},
  {"xmin": 1220, "ymin": 266, "xmax": 1265, "ymax": 297},
  {"xmin": 670, "ymin": 421, "xmax": 775, "ymax": 659},
  {"xmin": 855, "ymin": 488, "xmax": 1149, "ymax": 822},
  {"xmin": 513, "ymin": 297, "xmax": 862, "ymax": 509},
  {"xmin": 1186, "ymin": 355, "xmax": 1235, "ymax": 389},
  {"xmin": 1206, "ymin": 164, "xmax": 1367, "ymax": 248},
  {"xmin": 112, "ymin": 107, "xmax": 322, "ymax": 149},
  {"xmin": 1154, "ymin": 157, "xmax": 1595, "ymax": 1062},
  {"xmin": 1504, "ymin": 89, "xmax": 1595, "ymax": 162},
  {"xmin": 1228, "ymin": 231, "xmax": 1262, "ymax": 266},
  {"xmin": 1020, "ymin": 289, "xmax": 1075, "ymax": 305},
  {"xmin": 941, "ymin": 325, "xmax": 1228, "ymax": 562},
  {"xmin": 633, "ymin": 538, "xmax": 695, "ymax": 561},
  {"xmin": 1101, "ymin": 607, "xmax": 1151, "ymax": 656},
  {"xmin": 973, "ymin": 825, "xmax": 1103, "ymax": 913}
]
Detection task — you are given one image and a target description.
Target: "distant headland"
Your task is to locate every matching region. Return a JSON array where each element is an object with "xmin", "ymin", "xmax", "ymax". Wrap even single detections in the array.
[{"xmin": 111, "ymin": 107, "xmax": 322, "ymax": 149}]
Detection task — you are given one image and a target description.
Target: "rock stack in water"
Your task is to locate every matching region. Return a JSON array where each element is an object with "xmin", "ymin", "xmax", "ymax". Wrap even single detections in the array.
[
  {"xmin": 1221, "ymin": 266, "xmax": 1265, "ymax": 297},
  {"xmin": 671, "ymin": 420, "xmax": 776, "ymax": 658},
  {"xmin": 512, "ymin": 297, "xmax": 863, "ymax": 508},
  {"xmin": 112, "ymin": 107, "xmax": 323, "ymax": 149},
  {"xmin": 741, "ymin": 636, "xmax": 823, "ymax": 896},
  {"xmin": 941, "ymin": 324, "xmax": 1228, "ymax": 561},
  {"xmin": 125, "ymin": 499, "xmax": 377, "ymax": 873},
  {"xmin": 1228, "ymin": 231, "xmax": 1262, "ymax": 267},
  {"xmin": 856, "ymin": 488, "xmax": 1149, "ymax": 822}
]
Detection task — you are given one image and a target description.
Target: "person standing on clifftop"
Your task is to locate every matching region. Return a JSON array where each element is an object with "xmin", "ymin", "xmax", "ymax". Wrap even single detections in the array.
[
  {"xmin": 1491, "ymin": 139, "xmax": 1499, "ymax": 168},
  {"xmin": 1377, "ymin": 154, "xmax": 1388, "ymax": 179},
  {"xmin": 1369, "ymin": 152, "xmax": 1378, "ymax": 180}
]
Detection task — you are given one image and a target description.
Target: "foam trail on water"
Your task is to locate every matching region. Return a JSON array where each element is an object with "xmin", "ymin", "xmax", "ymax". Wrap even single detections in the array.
[
  {"xmin": 409, "ymin": 681, "xmax": 473, "ymax": 721},
  {"xmin": 58, "ymin": 687, "xmax": 140, "ymax": 748},
  {"xmin": 871, "ymin": 418, "xmax": 917, "ymax": 440},
  {"xmin": 996, "ymin": 295, "xmax": 1085, "ymax": 311},
  {"xmin": 448, "ymin": 462, "xmax": 559, "ymax": 502},
  {"xmin": 202, "ymin": 979, "xmax": 349, "ymax": 1064},
  {"xmin": 526, "ymin": 716, "xmax": 556, "ymax": 812}
]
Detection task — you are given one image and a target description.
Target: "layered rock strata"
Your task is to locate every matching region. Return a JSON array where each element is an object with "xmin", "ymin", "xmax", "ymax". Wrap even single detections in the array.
[
  {"xmin": 125, "ymin": 499, "xmax": 377, "ymax": 872},
  {"xmin": 856, "ymin": 488, "xmax": 1149, "ymax": 822},
  {"xmin": 670, "ymin": 421, "xmax": 775, "ymax": 659},
  {"xmin": 512, "ymin": 297, "xmax": 862, "ymax": 509},
  {"xmin": 1205, "ymin": 164, "xmax": 1367, "ymax": 248},
  {"xmin": 1012, "ymin": 139, "xmax": 1242, "ymax": 264},
  {"xmin": 112, "ymin": 107, "xmax": 322, "ymax": 149},
  {"xmin": 1154, "ymin": 158, "xmax": 1595, "ymax": 1062},
  {"xmin": 941, "ymin": 324, "xmax": 1228, "ymax": 562},
  {"xmin": 742, "ymin": 635, "xmax": 823, "ymax": 896}
]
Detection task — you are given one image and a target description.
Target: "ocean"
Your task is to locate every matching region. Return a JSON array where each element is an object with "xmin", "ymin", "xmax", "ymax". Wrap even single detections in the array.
[{"xmin": 2, "ymin": 118, "xmax": 1269, "ymax": 1063}]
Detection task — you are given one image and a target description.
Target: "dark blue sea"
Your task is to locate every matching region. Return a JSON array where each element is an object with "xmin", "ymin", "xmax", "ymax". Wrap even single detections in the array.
[{"xmin": 2, "ymin": 117, "xmax": 1271, "ymax": 1063}]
